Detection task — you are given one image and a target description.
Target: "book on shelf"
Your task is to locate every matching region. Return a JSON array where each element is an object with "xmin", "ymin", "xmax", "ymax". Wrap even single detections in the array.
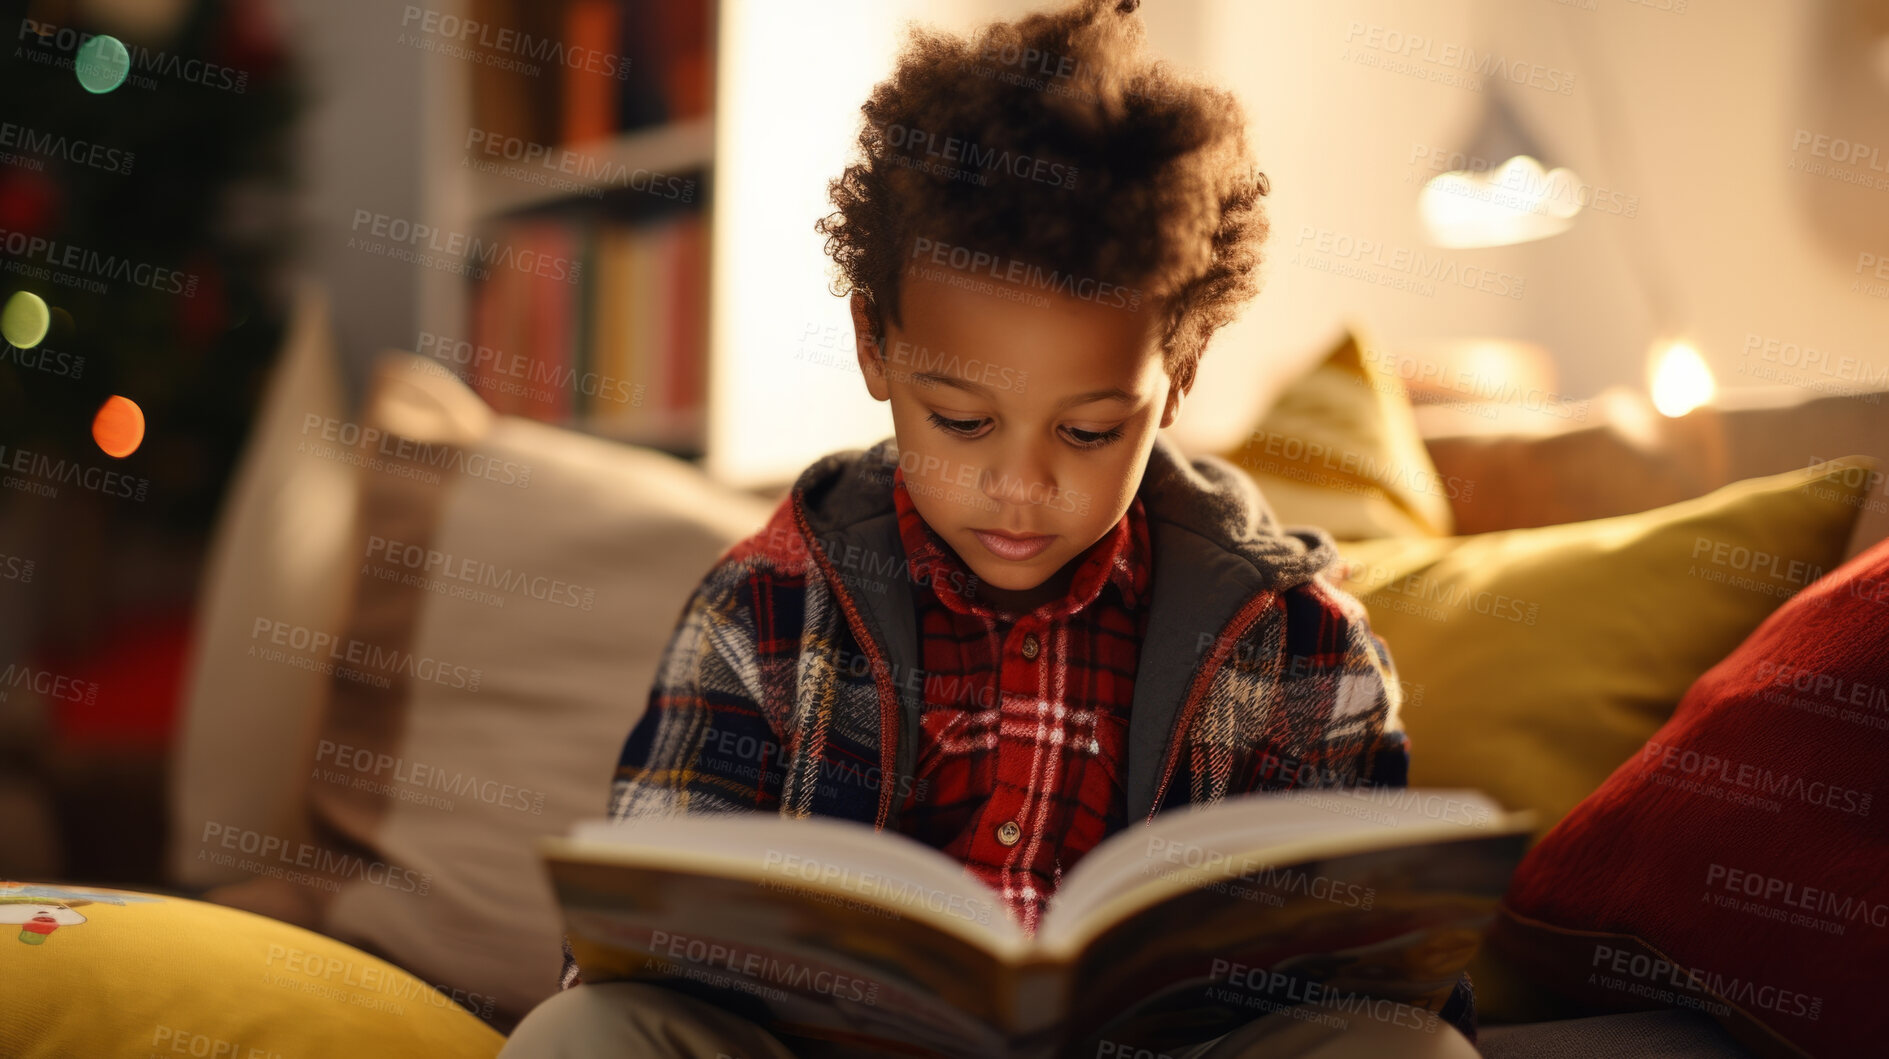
[
  {"xmin": 623, "ymin": 213, "xmax": 665, "ymax": 426},
  {"xmin": 588, "ymin": 223, "xmax": 633, "ymax": 417},
  {"xmin": 569, "ymin": 219, "xmax": 600, "ymax": 412},
  {"xmin": 530, "ymin": 220, "xmax": 579, "ymax": 423},
  {"xmin": 667, "ymin": 207, "xmax": 707, "ymax": 412},
  {"xmin": 465, "ymin": 0, "xmax": 713, "ymax": 149},
  {"xmin": 468, "ymin": 224, "xmax": 526, "ymax": 416},
  {"xmin": 463, "ymin": 0, "xmax": 543, "ymax": 146},
  {"xmin": 651, "ymin": 0, "xmax": 712, "ymax": 120},
  {"xmin": 545, "ymin": 788, "xmax": 1533, "ymax": 1059},
  {"xmin": 561, "ymin": 0, "xmax": 622, "ymax": 145},
  {"xmin": 464, "ymin": 211, "xmax": 708, "ymax": 449}
]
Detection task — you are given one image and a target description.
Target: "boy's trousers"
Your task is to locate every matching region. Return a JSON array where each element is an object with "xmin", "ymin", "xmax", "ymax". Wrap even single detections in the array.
[{"xmin": 497, "ymin": 982, "xmax": 1482, "ymax": 1059}]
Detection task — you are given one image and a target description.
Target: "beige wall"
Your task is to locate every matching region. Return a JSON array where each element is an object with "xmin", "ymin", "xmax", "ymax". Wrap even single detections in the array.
[
  {"xmin": 709, "ymin": 0, "xmax": 1889, "ymax": 483},
  {"xmin": 1169, "ymin": 0, "xmax": 1889, "ymax": 452}
]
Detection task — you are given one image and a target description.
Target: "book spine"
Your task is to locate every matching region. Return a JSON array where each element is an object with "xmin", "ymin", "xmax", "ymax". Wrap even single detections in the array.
[
  {"xmin": 466, "ymin": 0, "xmax": 534, "ymax": 145},
  {"xmin": 476, "ymin": 224, "xmax": 526, "ymax": 416},
  {"xmin": 513, "ymin": 222, "xmax": 543, "ymax": 420},
  {"xmin": 469, "ymin": 263, "xmax": 504, "ymax": 412},
  {"xmin": 626, "ymin": 222, "xmax": 663, "ymax": 429},
  {"xmin": 617, "ymin": 0, "xmax": 669, "ymax": 130},
  {"xmin": 561, "ymin": 0, "xmax": 621, "ymax": 145},
  {"xmin": 571, "ymin": 219, "xmax": 598, "ymax": 419},
  {"xmin": 670, "ymin": 210, "xmax": 706, "ymax": 415},
  {"xmin": 592, "ymin": 223, "xmax": 635, "ymax": 424},
  {"xmin": 521, "ymin": 221, "xmax": 575, "ymax": 423},
  {"xmin": 652, "ymin": 215, "xmax": 685, "ymax": 416},
  {"xmin": 519, "ymin": 1, "xmax": 563, "ymax": 146},
  {"xmin": 661, "ymin": 0, "xmax": 711, "ymax": 120},
  {"xmin": 550, "ymin": 221, "xmax": 579, "ymax": 422}
]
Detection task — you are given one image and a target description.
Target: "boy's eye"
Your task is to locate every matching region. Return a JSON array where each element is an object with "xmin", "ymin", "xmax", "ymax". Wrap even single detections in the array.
[
  {"xmin": 926, "ymin": 411, "xmax": 988, "ymax": 436},
  {"xmin": 1064, "ymin": 425, "xmax": 1126, "ymax": 449}
]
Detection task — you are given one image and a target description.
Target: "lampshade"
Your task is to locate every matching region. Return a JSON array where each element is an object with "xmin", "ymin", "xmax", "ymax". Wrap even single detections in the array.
[{"xmin": 1418, "ymin": 88, "xmax": 1584, "ymax": 249}]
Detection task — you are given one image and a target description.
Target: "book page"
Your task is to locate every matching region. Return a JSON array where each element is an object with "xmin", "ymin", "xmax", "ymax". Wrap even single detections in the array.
[
  {"xmin": 550, "ymin": 814, "xmax": 1054, "ymax": 1055},
  {"xmin": 1041, "ymin": 788, "xmax": 1511, "ymax": 949},
  {"xmin": 1059, "ymin": 832, "xmax": 1528, "ymax": 1056},
  {"xmin": 564, "ymin": 814, "xmax": 1030, "ymax": 953}
]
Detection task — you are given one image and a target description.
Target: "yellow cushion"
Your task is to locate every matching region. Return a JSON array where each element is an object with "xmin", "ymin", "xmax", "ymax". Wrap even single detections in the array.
[
  {"xmin": 0, "ymin": 882, "xmax": 504, "ymax": 1058},
  {"xmin": 1332, "ymin": 457, "xmax": 1875, "ymax": 837},
  {"xmin": 1219, "ymin": 325, "xmax": 1457, "ymax": 539}
]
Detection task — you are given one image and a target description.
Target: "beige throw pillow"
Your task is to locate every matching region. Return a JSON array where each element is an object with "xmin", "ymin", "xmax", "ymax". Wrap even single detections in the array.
[{"xmin": 193, "ymin": 353, "xmax": 773, "ymax": 1023}]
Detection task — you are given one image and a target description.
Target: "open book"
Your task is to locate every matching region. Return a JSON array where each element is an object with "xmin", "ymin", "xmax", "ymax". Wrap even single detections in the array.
[{"xmin": 544, "ymin": 788, "xmax": 1532, "ymax": 1058}]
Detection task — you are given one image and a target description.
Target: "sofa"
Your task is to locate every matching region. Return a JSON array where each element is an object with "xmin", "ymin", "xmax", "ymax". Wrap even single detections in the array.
[{"xmin": 9, "ymin": 290, "xmax": 1882, "ymax": 1058}]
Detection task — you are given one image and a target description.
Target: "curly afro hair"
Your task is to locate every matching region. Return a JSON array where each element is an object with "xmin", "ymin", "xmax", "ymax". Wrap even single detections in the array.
[{"xmin": 816, "ymin": 0, "xmax": 1270, "ymax": 396}]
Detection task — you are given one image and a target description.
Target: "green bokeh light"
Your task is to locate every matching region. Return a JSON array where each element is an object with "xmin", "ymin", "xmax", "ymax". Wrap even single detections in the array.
[
  {"xmin": 1, "ymin": 292, "xmax": 51, "ymax": 349},
  {"xmin": 75, "ymin": 35, "xmax": 131, "ymax": 94}
]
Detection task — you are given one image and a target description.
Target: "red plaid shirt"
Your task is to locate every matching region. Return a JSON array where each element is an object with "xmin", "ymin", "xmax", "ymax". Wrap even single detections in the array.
[{"xmin": 892, "ymin": 465, "xmax": 1152, "ymax": 936}]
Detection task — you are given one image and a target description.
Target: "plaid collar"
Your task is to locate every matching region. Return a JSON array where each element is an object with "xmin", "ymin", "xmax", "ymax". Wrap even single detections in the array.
[{"xmin": 892, "ymin": 464, "xmax": 1151, "ymax": 621}]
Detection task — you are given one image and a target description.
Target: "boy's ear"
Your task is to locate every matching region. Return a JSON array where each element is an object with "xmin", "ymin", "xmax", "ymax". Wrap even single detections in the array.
[
  {"xmin": 852, "ymin": 292, "xmax": 891, "ymax": 401},
  {"xmin": 1159, "ymin": 378, "xmax": 1183, "ymax": 428}
]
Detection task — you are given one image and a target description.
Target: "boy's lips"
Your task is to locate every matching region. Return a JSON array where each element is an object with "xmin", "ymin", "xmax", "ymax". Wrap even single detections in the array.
[{"xmin": 972, "ymin": 529, "xmax": 1054, "ymax": 561}]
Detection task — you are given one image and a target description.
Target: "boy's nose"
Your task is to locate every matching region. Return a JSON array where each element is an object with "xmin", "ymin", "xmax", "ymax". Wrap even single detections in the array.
[{"xmin": 978, "ymin": 447, "xmax": 1056, "ymax": 511}]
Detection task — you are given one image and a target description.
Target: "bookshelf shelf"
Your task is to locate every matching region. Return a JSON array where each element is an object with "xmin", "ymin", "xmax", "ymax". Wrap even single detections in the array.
[{"xmin": 471, "ymin": 116, "xmax": 716, "ymax": 219}]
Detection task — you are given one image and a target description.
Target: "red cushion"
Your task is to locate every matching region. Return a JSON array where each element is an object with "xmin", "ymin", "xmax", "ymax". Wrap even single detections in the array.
[{"xmin": 1493, "ymin": 536, "xmax": 1889, "ymax": 1059}]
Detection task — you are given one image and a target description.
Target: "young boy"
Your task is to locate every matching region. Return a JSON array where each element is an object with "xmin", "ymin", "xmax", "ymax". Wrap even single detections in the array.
[{"xmin": 503, "ymin": 1, "xmax": 1475, "ymax": 1055}]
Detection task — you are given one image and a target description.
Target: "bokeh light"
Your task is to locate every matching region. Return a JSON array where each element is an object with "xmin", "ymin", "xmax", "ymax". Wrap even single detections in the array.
[
  {"xmin": 93, "ymin": 396, "xmax": 146, "ymax": 458},
  {"xmin": 1, "ymin": 291, "xmax": 50, "ymax": 348},
  {"xmin": 1648, "ymin": 340, "xmax": 1717, "ymax": 418},
  {"xmin": 75, "ymin": 35, "xmax": 132, "ymax": 94}
]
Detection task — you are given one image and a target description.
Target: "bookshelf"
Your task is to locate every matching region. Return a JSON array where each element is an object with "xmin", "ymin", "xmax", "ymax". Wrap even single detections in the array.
[{"xmin": 415, "ymin": 0, "xmax": 717, "ymax": 460}]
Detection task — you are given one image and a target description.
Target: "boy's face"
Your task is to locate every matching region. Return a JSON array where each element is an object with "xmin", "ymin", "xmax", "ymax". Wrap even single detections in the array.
[{"xmin": 852, "ymin": 263, "xmax": 1181, "ymax": 613}]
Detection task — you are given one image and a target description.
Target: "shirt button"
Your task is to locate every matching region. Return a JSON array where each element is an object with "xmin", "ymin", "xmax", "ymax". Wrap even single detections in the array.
[
  {"xmin": 1021, "ymin": 634, "xmax": 1039, "ymax": 660},
  {"xmin": 996, "ymin": 820, "xmax": 1022, "ymax": 846}
]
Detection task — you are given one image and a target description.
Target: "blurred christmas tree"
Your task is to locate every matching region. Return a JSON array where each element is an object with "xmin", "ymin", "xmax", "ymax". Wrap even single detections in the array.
[
  {"xmin": 0, "ymin": 0, "xmax": 304, "ymax": 885},
  {"xmin": 0, "ymin": 0, "xmax": 300, "ymax": 541}
]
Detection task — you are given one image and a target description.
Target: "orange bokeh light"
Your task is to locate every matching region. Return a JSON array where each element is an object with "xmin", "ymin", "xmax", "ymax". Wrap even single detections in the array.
[{"xmin": 93, "ymin": 395, "xmax": 145, "ymax": 458}]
